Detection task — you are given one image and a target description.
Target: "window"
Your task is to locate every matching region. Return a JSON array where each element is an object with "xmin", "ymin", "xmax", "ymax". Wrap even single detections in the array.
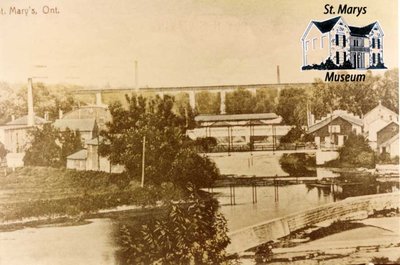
[
  {"xmin": 305, "ymin": 41, "xmax": 309, "ymax": 51},
  {"xmin": 378, "ymin": 53, "xmax": 381, "ymax": 63},
  {"xmin": 336, "ymin": 51, "xmax": 339, "ymax": 64},
  {"xmin": 328, "ymin": 125, "xmax": 341, "ymax": 133},
  {"xmin": 372, "ymin": 53, "xmax": 376, "ymax": 64},
  {"xmin": 335, "ymin": 34, "xmax": 339, "ymax": 46},
  {"xmin": 312, "ymin": 38, "xmax": 317, "ymax": 49},
  {"xmin": 377, "ymin": 38, "xmax": 381, "ymax": 49},
  {"xmin": 343, "ymin": 52, "xmax": 346, "ymax": 62},
  {"xmin": 321, "ymin": 36, "xmax": 326, "ymax": 48},
  {"xmin": 372, "ymin": 38, "xmax": 375, "ymax": 48},
  {"xmin": 343, "ymin": 35, "xmax": 346, "ymax": 47},
  {"xmin": 354, "ymin": 39, "xmax": 357, "ymax": 46}
]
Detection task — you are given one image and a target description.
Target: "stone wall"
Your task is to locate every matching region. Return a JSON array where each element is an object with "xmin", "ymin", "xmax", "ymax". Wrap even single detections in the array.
[{"xmin": 227, "ymin": 192, "xmax": 400, "ymax": 254}]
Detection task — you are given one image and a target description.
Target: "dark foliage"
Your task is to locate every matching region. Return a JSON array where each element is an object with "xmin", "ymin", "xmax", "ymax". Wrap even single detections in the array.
[
  {"xmin": 302, "ymin": 58, "xmax": 353, "ymax": 70},
  {"xmin": 280, "ymin": 126, "xmax": 307, "ymax": 144},
  {"xmin": 279, "ymin": 153, "xmax": 316, "ymax": 177},
  {"xmin": 338, "ymin": 133, "xmax": 375, "ymax": 168},
  {"xmin": 24, "ymin": 124, "xmax": 83, "ymax": 167},
  {"xmin": 277, "ymin": 87, "xmax": 308, "ymax": 125},
  {"xmin": 115, "ymin": 192, "xmax": 230, "ymax": 265},
  {"xmin": 99, "ymin": 94, "xmax": 219, "ymax": 189},
  {"xmin": 194, "ymin": 137, "xmax": 218, "ymax": 153}
]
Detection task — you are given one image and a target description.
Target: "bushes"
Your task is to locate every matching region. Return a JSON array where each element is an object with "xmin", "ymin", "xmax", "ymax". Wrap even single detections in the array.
[
  {"xmin": 302, "ymin": 58, "xmax": 354, "ymax": 70},
  {"xmin": 115, "ymin": 193, "xmax": 230, "ymax": 265},
  {"xmin": 279, "ymin": 153, "xmax": 316, "ymax": 177},
  {"xmin": 338, "ymin": 133, "xmax": 375, "ymax": 168}
]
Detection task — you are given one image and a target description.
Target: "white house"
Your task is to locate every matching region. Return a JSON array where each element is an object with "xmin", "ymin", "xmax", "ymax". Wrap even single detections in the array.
[
  {"xmin": 363, "ymin": 102, "xmax": 399, "ymax": 149},
  {"xmin": 301, "ymin": 16, "xmax": 384, "ymax": 69}
]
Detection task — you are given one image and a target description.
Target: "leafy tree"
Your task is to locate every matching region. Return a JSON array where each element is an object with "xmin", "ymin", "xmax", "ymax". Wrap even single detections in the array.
[
  {"xmin": 376, "ymin": 68, "xmax": 399, "ymax": 113},
  {"xmin": 194, "ymin": 137, "xmax": 218, "ymax": 153},
  {"xmin": 60, "ymin": 128, "xmax": 83, "ymax": 166},
  {"xmin": 116, "ymin": 192, "xmax": 230, "ymax": 265},
  {"xmin": 99, "ymin": 94, "xmax": 218, "ymax": 189},
  {"xmin": 253, "ymin": 88, "xmax": 277, "ymax": 113},
  {"xmin": 277, "ymin": 87, "xmax": 308, "ymax": 125},
  {"xmin": 168, "ymin": 148, "xmax": 220, "ymax": 189},
  {"xmin": 195, "ymin": 91, "xmax": 220, "ymax": 114},
  {"xmin": 279, "ymin": 126, "xmax": 305, "ymax": 143},
  {"xmin": 225, "ymin": 88, "xmax": 256, "ymax": 114},
  {"xmin": 24, "ymin": 124, "xmax": 62, "ymax": 167},
  {"xmin": 338, "ymin": 133, "xmax": 375, "ymax": 168},
  {"xmin": 24, "ymin": 124, "xmax": 83, "ymax": 167},
  {"xmin": 310, "ymin": 69, "xmax": 398, "ymax": 120},
  {"xmin": 0, "ymin": 81, "xmax": 85, "ymax": 124}
]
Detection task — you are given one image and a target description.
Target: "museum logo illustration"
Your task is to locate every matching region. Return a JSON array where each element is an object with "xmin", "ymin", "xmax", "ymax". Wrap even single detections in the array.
[{"xmin": 301, "ymin": 16, "xmax": 386, "ymax": 71}]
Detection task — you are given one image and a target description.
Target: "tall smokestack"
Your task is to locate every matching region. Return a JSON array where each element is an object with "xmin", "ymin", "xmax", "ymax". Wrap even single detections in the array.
[
  {"xmin": 27, "ymin": 78, "xmax": 35, "ymax": 126},
  {"xmin": 277, "ymin": 65, "xmax": 281, "ymax": 84},
  {"xmin": 135, "ymin": 60, "xmax": 138, "ymax": 91}
]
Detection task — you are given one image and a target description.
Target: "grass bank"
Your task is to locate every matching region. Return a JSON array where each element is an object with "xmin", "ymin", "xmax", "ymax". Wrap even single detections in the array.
[{"xmin": 0, "ymin": 167, "xmax": 185, "ymax": 222}]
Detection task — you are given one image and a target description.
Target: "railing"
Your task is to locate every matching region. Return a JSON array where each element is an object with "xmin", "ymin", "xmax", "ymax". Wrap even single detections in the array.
[
  {"xmin": 350, "ymin": 46, "xmax": 370, "ymax": 52},
  {"xmin": 201, "ymin": 142, "xmax": 318, "ymax": 153}
]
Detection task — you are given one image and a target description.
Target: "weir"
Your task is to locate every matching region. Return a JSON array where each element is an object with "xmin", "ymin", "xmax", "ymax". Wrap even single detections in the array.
[{"xmin": 226, "ymin": 192, "xmax": 400, "ymax": 254}]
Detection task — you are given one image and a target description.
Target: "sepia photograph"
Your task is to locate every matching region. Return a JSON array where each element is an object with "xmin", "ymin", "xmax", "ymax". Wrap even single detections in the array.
[{"xmin": 0, "ymin": 0, "xmax": 399, "ymax": 264}]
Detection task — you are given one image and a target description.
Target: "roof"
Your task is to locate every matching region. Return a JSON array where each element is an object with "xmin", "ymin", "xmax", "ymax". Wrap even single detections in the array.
[
  {"xmin": 377, "ymin": 122, "xmax": 399, "ymax": 145},
  {"xmin": 53, "ymin": 118, "xmax": 97, "ymax": 132},
  {"xmin": 378, "ymin": 133, "xmax": 399, "ymax": 147},
  {"xmin": 312, "ymin": 16, "xmax": 341, "ymax": 33},
  {"xmin": 3, "ymin": 115, "xmax": 49, "ymax": 126},
  {"xmin": 364, "ymin": 103, "xmax": 398, "ymax": 119},
  {"xmin": 308, "ymin": 112, "xmax": 363, "ymax": 134},
  {"xmin": 195, "ymin": 113, "xmax": 279, "ymax": 122},
  {"xmin": 67, "ymin": 149, "xmax": 87, "ymax": 160},
  {"xmin": 349, "ymin": 22, "xmax": 376, "ymax": 37}
]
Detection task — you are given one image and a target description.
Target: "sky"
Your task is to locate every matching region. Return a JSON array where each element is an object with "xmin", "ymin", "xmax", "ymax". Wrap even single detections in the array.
[{"xmin": 0, "ymin": 0, "xmax": 398, "ymax": 88}]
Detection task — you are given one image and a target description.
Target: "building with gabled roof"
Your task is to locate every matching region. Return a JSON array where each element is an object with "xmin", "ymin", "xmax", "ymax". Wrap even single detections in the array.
[
  {"xmin": 308, "ymin": 110, "xmax": 363, "ymax": 149},
  {"xmin": 0, "ymin": 115, "xmax": 50, "ymax": 153},
  {"xmin": 301, "ymin": 16, "xmax": 384, "ymax": 69},
  {"xmin": 377, "ymin": 122, "xmax": 399, "ymax": 157},
  {"xmin": 363, "ymin": 102, "xmax": 399, "ymax": 149},
  {"xmin": 66, "ymin": 136, "xmax": 124, "ymax": 173},
  {"xmin": 53, "ymin": 118, "xmax": 98, "ymax": 143},
  {"xmin": 61, "ymin": 105, "xmax": 111, "ymax": 131}
]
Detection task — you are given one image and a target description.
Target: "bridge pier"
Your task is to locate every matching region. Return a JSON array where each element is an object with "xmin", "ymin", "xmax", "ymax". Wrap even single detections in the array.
[
  {"xmin": 220, "ymin": 90, "xmax": 226, "ymax": 114},
  {"xmin": 188, "ymin": 90, "xmax": 196, "ymax": 109},
  {"xmin": 96, "ymin": 92, "xmax": 102, "ymax": 106}
]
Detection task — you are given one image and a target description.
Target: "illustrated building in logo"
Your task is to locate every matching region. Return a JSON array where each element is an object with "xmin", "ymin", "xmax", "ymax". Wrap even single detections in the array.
[{"xmin": 301, "ymin": 16, "xmax": 385, "ymax": 70}]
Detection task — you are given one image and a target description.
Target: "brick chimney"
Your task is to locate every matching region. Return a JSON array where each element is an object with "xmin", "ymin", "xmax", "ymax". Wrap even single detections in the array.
[{"xmin": 27, "ymin": 78, "xmax": 35, "ymax": 126}]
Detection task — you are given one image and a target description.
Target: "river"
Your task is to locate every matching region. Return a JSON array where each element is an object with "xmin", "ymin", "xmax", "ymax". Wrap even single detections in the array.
[{"xmin": 0, "ymin": 181, "xmax": 398, "ymax": 264}]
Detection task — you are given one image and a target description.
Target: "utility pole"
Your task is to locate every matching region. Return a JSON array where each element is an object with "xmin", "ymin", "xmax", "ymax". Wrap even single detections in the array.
[{"xmin": 141, "ymin": 135, "xmax": 146, "ymax": 188}]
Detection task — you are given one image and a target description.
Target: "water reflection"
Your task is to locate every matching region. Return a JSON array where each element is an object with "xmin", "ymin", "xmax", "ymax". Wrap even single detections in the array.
[
  {"xmin": 0, "ymin": 175, "xmax": 397, "ymax": 264},
  {"xmin": 0, "ymin": 219, "xmax": 117, "ymax": 265},
  {"xmin": 215, "ymin": 175, "xmax": 399, "ymax": 231}
]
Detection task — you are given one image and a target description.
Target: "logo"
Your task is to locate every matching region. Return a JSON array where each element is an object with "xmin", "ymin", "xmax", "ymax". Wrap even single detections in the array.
[{"xmin": 301, "ymin": 16, "xmax": 386, "ymax": 71}]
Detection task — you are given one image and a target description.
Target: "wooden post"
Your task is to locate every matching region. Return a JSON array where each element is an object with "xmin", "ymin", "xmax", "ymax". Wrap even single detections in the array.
[{"xmin": 141, "ymin": 136, "xmax": 146, "ymax": 188}]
